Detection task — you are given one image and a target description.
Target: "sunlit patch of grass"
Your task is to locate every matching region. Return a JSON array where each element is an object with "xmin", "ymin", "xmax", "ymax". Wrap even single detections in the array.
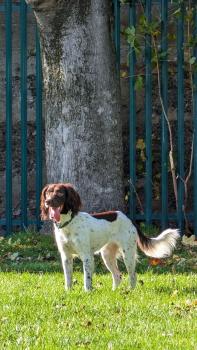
[{"xmin": 0, "ymin": 231, "xmax": 197, "ymax": 349}]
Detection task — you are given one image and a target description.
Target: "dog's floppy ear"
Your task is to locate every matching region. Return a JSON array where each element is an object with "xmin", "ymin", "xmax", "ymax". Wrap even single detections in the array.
[
  {"xmin": 62, "ymin": 183, "xmax": 82, "ymax": 215},
  {"xmin": 40, "ymin": 185, "xmax": 49, "ymax": 220}
]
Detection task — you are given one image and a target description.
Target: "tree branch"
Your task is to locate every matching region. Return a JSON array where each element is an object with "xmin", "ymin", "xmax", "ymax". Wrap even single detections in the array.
[{"xmin": 152, "ymin": 35, "xmax": 178, "ymax": 210}]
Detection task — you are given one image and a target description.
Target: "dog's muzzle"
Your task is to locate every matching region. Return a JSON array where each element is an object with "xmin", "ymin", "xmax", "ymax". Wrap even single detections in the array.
[{"xmin": 45, "ymin": 197, "xmax": 63, "ymax": 208}]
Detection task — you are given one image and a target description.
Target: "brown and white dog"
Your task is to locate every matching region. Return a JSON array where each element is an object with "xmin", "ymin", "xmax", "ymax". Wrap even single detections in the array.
[{"xmin": 41, "ymin": 183, "xmax": 179, "ymax": 291}]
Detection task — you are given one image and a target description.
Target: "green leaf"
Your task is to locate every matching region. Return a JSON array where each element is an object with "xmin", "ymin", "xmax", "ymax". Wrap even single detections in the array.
[
  {"xmin": 172, "ymin": 8, "xmax": 181, "ymax": 17},
  {"xmin": 136, "ymin": 138, "xmax": 145, "ymax": 150},
  {"xmin": 189, "ymin": 57, "xmax": 196, "ymax": 65},
  {"xmin": 124, "ymin": 26, "xmax": 136, "ymax": 47},
  {"xmin": 134, "ymin": 75, "xmax": 144, "ymax": 91}
]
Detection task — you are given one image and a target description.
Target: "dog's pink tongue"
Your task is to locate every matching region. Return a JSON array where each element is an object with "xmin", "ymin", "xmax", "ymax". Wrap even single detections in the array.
[{"xmin": 50, "ymin": 207, "xmax": 60, "ymax": 222}]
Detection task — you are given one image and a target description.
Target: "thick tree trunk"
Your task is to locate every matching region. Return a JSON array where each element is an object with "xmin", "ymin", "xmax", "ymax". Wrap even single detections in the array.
[{"xmin": 26, "ymin": 0, "xmax": 124, "ymax": 212}]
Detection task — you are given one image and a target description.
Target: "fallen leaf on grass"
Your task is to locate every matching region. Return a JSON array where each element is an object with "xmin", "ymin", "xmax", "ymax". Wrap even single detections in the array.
[
  {"xmin": 176, "ymin": 258, "xmax": 186, "ymax": 266},
  {"xmin": 148, "ymin": 258, "xmax": 166, "ymax": 266},
  {"xmin": 37, "ymin": 253, "xmax": 56, "ymax": 261},
  {"xmin": 182, "ymin": 235, "xmax": 197, "ymax": 247},
  {"xmin": 187, "ymin": 257, "xmax": 197, "ymax": 265},
  {"xmin": 9, "ymin": 252, "xmax": 20, "ymax": 261},
  {"xmin": 162, "ymin": 332, "xmax": 173, "ymax": 337},
  {"xmin": 95, "ymin": 281, "xmax": 103, "ymax": 288},
  {"xmin": 185, "ymin": 299, "xmax": 197, "ymax": 308},
  {"xmin": 54, "ymin": 303, "xmax": 67, "ymax": 310},
  {"xmin": 173, "ymin": 299, "xmax": 197, "ymax": 315},
  {"xmin": 138, "ymin": 279, "xmax": 144, "ymax": 286},
  {"xmin": 172, "ymin": 254, "xmax": 181, "ymax": 261},
  {"xmin": 108, "ymin": 341, "xmax": 113, "ymax": 350},
  {"xmin": 171, "ymin": 290, "xmax": 178, "ymax": 297},
  {"xmin": 75, "ymin": 339, "xmax": 91, "ymax": 346},
  {"xmin": 83, "ymin": 320, "xmax": 92, "ymax": 327}
]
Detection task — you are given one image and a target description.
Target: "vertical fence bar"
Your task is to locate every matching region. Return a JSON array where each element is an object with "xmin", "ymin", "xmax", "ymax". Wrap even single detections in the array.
[
  {"xmin": 160, "ymin": 0, "xmax": 168, "ymax": 229},
  {"xmin": 35, "ymin": 27, "xmax": 42, "ymax": 229},
  {"xmin": 194, "ymin": 3, "xmax": 197, "ymax": 237},
  {"xmin": 145, "ymin": 0, "xmax": 152, "ymax": 225},
  {"xmin": 5, "ymin": 0, "xmax": 12, "ymax": 234},
  {"xmin": 177, "ymin": 2, "xmax": 184, "ymax": 233},
  {"xmin": 20, "ymin": 0, "xmax": 28, "ymax": 229},
  {"xmin": 129, "ymin": 1, "xmax": 136, "ymax": 220},
  {"xmin": 114, "ymin": 0, "xmax": 120, "ymax": 71}
]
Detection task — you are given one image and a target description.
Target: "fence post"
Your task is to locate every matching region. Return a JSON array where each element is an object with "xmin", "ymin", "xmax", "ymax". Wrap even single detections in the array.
[
  {"xmin": 145, "ymin": 0, "xmax": 152, "ymax": 225},
  {"xmin": 129, "ymin": 0, "xmax": 137, "ymax": 221},
  {"xmin": 20, "ymin": 0, "xmax": 28, "ymax": 229},
  {"xmin": 5, "ymin": 0, "xmax": 12, "ymax": 235},
  {"xmin": 113, "ymin": 0, "xmax": 120, "ymax": 72},
  {"xmin": 193, "ymin": 3, "xmax": 197, "ymax": 237},
  {"xmin": 177, "ymin": 2, "xmax": 185, "ymax": 233},
  {"xmin": 161, "ymin": 0, "xmax": 168, "ymax": 229},
  {"xmin": 35, "ymin": 27, "xmax": 43, "ymax": 230}
]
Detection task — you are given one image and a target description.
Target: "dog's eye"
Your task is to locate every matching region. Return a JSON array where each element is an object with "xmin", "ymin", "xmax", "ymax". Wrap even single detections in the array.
[
  {"xmin": 46, "ymin": 189, "xmax": 53, "ymax": 194},
  {"xmin": 57, "ymin": 193, "xmax": 64, "ymax": 197}
]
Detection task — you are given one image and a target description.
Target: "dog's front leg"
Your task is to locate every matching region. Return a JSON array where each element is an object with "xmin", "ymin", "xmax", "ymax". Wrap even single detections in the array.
[
  {"xmin": 61, "ymin": 253, "xmax": 73, "ymax": 290},
  {"xmin": 81, "ymin": 255, "xmax": 94, "ymax": 291}
]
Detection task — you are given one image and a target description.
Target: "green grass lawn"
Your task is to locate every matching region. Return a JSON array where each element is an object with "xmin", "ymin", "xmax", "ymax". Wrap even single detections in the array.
[{"xmin": 0, "ymin": 231, "xmax": 197, "ymax": 350}]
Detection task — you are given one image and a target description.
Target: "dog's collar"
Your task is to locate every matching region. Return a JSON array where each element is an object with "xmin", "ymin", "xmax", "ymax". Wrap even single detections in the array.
[{"xmin": 55, "ymin": 212, "xmax": 74, "ymax": 229}]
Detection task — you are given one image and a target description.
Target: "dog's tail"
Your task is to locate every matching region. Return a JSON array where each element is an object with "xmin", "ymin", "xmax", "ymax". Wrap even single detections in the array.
[{"xmin": 136, "ymin": 227, "xmax": 180, "ymax": 258}]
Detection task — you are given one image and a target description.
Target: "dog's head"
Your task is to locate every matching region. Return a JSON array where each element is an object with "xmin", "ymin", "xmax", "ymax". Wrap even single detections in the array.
[{"xmin": 40, "ymin": 183, "xmax": 82, "ymax": 222}]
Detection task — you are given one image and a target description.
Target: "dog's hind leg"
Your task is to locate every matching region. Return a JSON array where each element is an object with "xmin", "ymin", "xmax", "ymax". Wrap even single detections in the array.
[
  {"xmin": 121, "ymin": 241, "xmax": 137, "ymax": 289},
  {"xmin": 81, "ymin": 254, "xmax": 94, "ymax": 291},
  {"xmin": 101, "ymin": 243, "xmax": 122, "ymax": 290}
]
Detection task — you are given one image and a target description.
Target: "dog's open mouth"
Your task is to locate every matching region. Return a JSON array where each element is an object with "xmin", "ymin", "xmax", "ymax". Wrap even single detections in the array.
[{"xmin": 49, "ymin": 206, "xmax": 63, "ymax": 223}]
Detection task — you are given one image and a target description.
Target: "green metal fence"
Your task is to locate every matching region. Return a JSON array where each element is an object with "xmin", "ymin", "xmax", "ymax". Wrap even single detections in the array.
[
  {"xmin": 1, "ymin": 0, "xmax": 197, "ymax": 235},
  {"xmin": 114, "ymin": 0, "xmax": 197, "ymax": 235},
  {"xmin": 0, "ymin": 1, "xmax": 42, "ymax": 235}
]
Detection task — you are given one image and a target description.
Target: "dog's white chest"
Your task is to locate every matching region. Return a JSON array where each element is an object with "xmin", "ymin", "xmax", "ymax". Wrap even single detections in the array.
[{"xmin": 54, "ymin": 226, "xmax": 77, "ymax": 254}]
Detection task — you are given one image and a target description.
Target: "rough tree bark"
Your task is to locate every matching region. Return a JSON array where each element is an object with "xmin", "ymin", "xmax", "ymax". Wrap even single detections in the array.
[{"xmin": 26, "ymin": 0, "xmax": 124, "ymax": 212}]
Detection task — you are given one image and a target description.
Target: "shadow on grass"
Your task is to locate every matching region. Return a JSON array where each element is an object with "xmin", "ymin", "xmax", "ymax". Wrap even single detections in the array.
[{"xmin": 0, "ymin": 231, "xmax": 196, "ymax": 276}]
